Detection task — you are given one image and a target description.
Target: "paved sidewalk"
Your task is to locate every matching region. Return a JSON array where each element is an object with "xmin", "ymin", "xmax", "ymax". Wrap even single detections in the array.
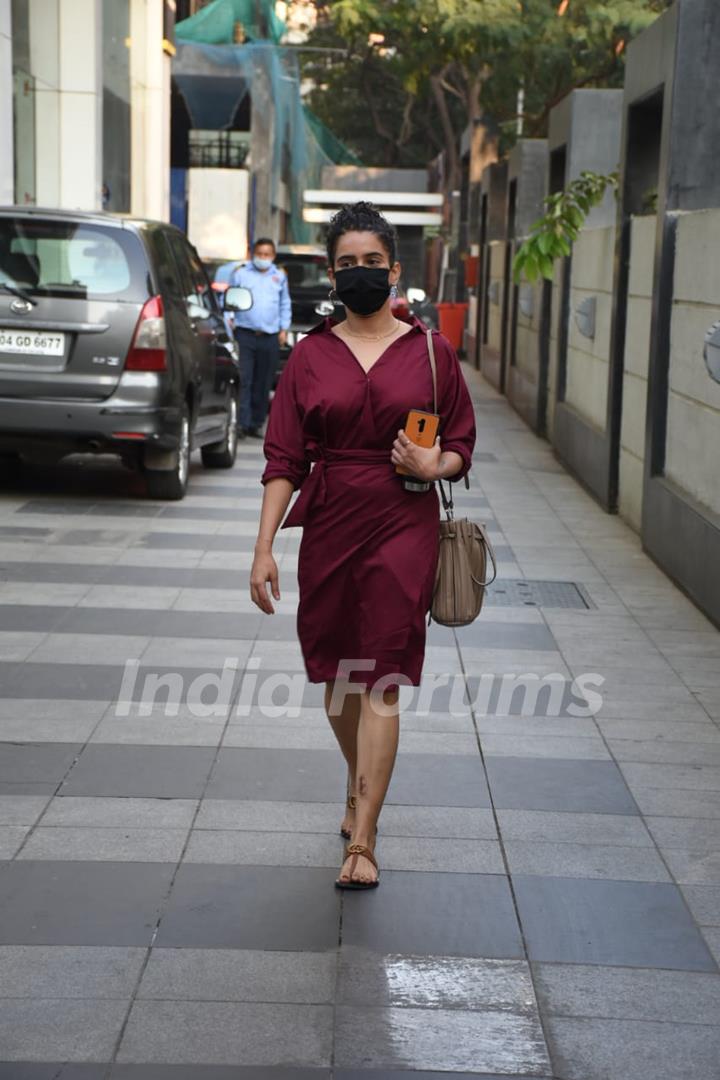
[{"xmin": 0, "ymin": 363, "xmax": 719, "ymax": 1079}]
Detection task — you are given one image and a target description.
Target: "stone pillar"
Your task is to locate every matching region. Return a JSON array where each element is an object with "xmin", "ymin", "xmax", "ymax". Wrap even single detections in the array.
[
  {"xmin": 130, "ymin": 0, "xmax": 172, "ymax": 221},
  {"xmin": 0, "ymin": 0, "xmax": 12, "ymax": 204}
]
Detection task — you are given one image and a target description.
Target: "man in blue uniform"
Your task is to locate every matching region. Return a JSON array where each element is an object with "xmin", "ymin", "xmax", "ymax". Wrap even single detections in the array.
[{"xmin": 229, "ymin": 238, "xmax": 291, "ymax": 438}]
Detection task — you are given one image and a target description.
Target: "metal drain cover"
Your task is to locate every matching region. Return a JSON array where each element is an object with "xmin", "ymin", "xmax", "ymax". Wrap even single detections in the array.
[{"xmin": 486, "ymin": 579, "xmax": 594, "ymax": 609}]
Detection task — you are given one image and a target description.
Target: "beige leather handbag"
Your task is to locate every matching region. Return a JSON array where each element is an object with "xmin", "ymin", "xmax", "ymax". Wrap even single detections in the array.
[{"xmin": 425, "ymin": 330, "xmax": 498, "ymax": 627}]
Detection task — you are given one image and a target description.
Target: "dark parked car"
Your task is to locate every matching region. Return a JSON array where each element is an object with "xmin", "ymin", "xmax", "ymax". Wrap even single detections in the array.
[{"xmin": 0, "ymin": 207, "xmax": 241, "ymax": 499}]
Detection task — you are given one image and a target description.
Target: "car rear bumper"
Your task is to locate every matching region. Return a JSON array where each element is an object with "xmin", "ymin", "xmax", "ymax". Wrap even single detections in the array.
[{"xmin": 0, "ymin": 373, "xmax": 184, "ymax": 455}]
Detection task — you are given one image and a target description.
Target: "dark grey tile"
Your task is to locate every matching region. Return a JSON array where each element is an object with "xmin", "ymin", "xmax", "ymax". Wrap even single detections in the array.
[
  {"xmin": 111, "ymin": 1067, "xmax": 330, "ymax": 1079},
  {"xmin": 0, "ymin": 861, "xmax": 174, "ymax": 944},
  {"xmin": 135, "ymin": 531, "xmax": 260, "ymax": 552},
  {"xmin": 85, "ymin": 502, "xmax": 162, "ymax": 518},
  {"xmin": 256, "ymin": 613, "xmax": 303, "ymax": 641},
  {"xmin": 0, "ymin": 781, "xmax": 58, "ymax": 795},
  {"xmin": 0, "ymin": 525, "xmax": 53, "ymax": 538},
  {"xmin": 53, "ymin": 608, "xmax": 259, "ymax": 641},
  {"xmin": 514, "ymin": 875, "xmax": 718, "ymax": 971},
  {"xmin": 387, "ymin": 753, "xmax": 490, "ymax": 808},
  {"xmin": 206, "ymin": 748, "xmax": 489, "ymax": 807},
  {"xmin": 0, "ymin": 662, "xmax": 243, "ymax": 702},
  {"xmin": 485, "ymin": 758, "xmax": 639, "ymax": 814},
  {"xmin": 454, "ymin": 621, "xmax": 558, "ymax": 651},
  {"xmin": 156, "ymin": 865, "xmax": 340, "ymax": 950},
  {"xmin": 0, "ymin": 1067, "xmax": 107, "ymax": 1080},
  {"xmin": 0, "ymin": 604, "xmax": 68, "ymax": 631},
  {"xmin": 60, "ymin": 746, "xmax": 217, "ymax": 798},
  {"xmin": 0, "ymin": 742, "xmax": 81, "ymax": 785},
  {"xmin": 206, "ymin": 748, "xmax": 347, "ymax": 802},
  {"xmin": 0, "ymin": 562, "xmax": 105, "ymax": 584},
  {"xmin": 341, "ymin": 872, "xmax": 523, "ymax": 958}
]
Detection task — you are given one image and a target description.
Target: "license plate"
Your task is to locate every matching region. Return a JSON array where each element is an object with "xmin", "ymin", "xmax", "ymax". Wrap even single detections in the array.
[{"xmin": 0, "ymin": 328, "xmax": 66, "ymax": 356}]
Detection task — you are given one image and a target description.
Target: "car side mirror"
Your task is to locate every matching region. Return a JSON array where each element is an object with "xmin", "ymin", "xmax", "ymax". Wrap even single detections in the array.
[{"xmin": 224, "ymin": 286, "xmax": 253, "ymax": 312}]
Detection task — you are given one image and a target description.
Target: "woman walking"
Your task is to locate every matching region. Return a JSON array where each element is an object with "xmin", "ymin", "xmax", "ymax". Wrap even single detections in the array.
[{"xmin": 250, "ymin": 202, "xmax": 476, "ymax": 890}]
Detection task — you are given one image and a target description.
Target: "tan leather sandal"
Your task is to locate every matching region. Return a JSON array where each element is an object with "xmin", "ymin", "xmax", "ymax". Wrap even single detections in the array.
[{"xmin": 335, "ymin": 842, "xmax": 380, "ymax": 890}]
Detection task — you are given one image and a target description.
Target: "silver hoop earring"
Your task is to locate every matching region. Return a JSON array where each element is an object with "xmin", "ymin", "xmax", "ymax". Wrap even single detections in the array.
[{"xmin": 328, "ymin": 288, "xmax": 339, "ymax": 302}]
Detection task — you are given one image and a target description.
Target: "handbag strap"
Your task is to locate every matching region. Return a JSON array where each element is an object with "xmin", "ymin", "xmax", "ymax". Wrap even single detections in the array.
[
  {"xmin": 426, "ymin": 328, "xmax": 461, "ymax": 519},
  {"xmin": 426, "ymin": 329, "xmax": 438, "ymax": 414}
]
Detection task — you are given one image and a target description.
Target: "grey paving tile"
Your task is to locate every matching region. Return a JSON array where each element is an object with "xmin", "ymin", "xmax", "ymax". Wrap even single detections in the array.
[
  {"xmin": 533, "ymin": 962, "xmax": 720, "ymax": 1024},
  {"xmin": 0, "ymin": 861, "xmax": 174, "ymax": 944},
  {"xmin": 334, "ymin": 1003, "xmax": 550, "ymax": 1075},
  {"xmin": 110, "ymin": 1066, "xmax": 330, "ymax": 1079},
  {"xmin": 485, "ymin": 757, "xmax": 639, "ymax": 814},
  {"xmin": 631, "ymin": 787, "xmax": 720, "ymax": 818},
  {"xmin": 496, "ymin": 809, "xmax": 652, "ymax": 846},
  {"xmin": 341, "ymin": 872, "xmax": 523, "ymax": 958},
  {"xmin": 18, "ymin": 826, "xmax": 189, "ymax": 862},
  {"xmin": 465, "ymin": 675, "xmax": 589, "ymax": 717},
  {"xmin": 682, "ymin": 885, "xmax": 720, "ymax": 926},
  {"xmin": 454, "ymin": 621, "xmax": 558, "ymax": 651},
  {"xmin": 116, "ymin": 1000, "xmax": 332, "ymax": 1066},
  {"xmin": 645, "ymin": 816, "xmax": 720, "ymax": 853},
  {"xmin": 513, "ymin": 875, "xmax": 718, "ymax": 970},
  {"xmin": 609, "ymin": 738, "xmax": 720, "ymax": 766},
  {"xmin": 480, "ymin": 733, "xmax": 609, "ymax": 759},
  {"xmin": 155, "ymin": 865, "xmax": 340, "ymax": 950},
  {"xmin": 0, "ymin": 661, "xmax": 244, "ymax": 702},
  {"xmin": 621, "ymin": 762, "xmax": 720, "ymax": 791},
  {"xmin": 0, "ymin": 826, "xmax": 28, "ymax": 857},
  {"xmin": 0, "ymin": 998, "xmax": 128, "ymax": 1061},
  {"xmin": 335, "ymin": 1073, "xmax": 548, "ymax": 1080},
  {"xmin": 183, "ymin": 829, "xmax": 340, "ymax": 867},
  {"xmin": 0, "ymin": 944, "xmax": 146, "ymax": 997},
  {"xmin": 59, "ymin": 746, "xmax": 217, "ymax": 798},
  {"xmin": 0, "ymin": 795, "xmax": 49, "ymax": 825},
  {"xmin": 544, "ymin": 1016, "xmax": 720, "ymax": 1080},
  {"xmin": 662, "ymin": 849, "xmax": 720, "ymax": 885},
  {"xmin": 504, "ymin": 841, "xmax": 670, "ymax": 881},
  {"xmin": 0, "ymin": 1066, "xmax": 107, "ymax": 1079},
  {"xmin": 137, "ymin": 947, "xmax": 335, "ymax": 1002},
  {"xmin": 0, "ymin": 743, "xmax": 81, "ymax": 785},
  {"xmin": 43, "ymin": 796, "xmax": 197, "ymax": 828},
  {"xmin": 337, "ymin": 948, "xmax": 536, "ymax": 1011}
]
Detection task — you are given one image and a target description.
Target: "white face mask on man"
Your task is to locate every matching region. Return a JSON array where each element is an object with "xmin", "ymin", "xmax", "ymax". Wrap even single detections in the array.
[{"xmin": 253, "ymin": 256, "xmax": 273, "ymax": 271}]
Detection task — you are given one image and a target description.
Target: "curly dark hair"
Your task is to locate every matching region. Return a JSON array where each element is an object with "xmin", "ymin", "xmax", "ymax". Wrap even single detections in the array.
[{"xmin": 325, "ymin": 200, "xmax": 398, "ymax": 267}]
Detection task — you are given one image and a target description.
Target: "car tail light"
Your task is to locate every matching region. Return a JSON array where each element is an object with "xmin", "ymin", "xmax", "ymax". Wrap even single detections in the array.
[{"xmin": 125, "ymin": 295, "xmax": 167, "ymax": 371}]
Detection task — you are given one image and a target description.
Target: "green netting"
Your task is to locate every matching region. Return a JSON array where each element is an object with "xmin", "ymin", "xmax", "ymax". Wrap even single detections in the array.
[
  {"xmin": 173, "ymin": 41, "xmax": 360, "ymax": 241},
  {"xmin": 302, "ymin": 105, "xmax": 362, "ymax": 167},
  {"xmin": 176, "ymin": 0, "xmax": 285, "ymax": 46}
]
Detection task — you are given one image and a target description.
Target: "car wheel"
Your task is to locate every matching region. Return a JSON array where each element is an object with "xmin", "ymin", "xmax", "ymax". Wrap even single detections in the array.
[
  {"xmin": 144, "ymin": 403, "xmax": 191, "ymax": 500},
  {"xmin": 201, "ymin": 392, "xmax": 238, "ymax": 469}
]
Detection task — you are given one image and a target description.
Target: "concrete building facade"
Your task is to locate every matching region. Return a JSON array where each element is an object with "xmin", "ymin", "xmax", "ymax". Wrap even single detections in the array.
[{"xmin": 1, "ymin": 0, "xmax": 173, "ymax": 219}]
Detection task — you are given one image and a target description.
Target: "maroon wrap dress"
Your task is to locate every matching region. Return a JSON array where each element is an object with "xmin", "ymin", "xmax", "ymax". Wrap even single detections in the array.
[{"xmin": 260, "ymin": 313, "xmax": 476, "ymax": 692}]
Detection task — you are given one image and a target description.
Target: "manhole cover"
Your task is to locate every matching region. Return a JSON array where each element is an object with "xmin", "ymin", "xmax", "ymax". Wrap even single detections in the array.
[{"xmin": 486, "ymin": 579, "xmax": 594, "ymax": 609}]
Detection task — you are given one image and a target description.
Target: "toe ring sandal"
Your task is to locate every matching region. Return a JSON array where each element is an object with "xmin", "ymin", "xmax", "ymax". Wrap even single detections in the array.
[
  {"xmin": 334, "ymin": 843, "xmax": 380, "ymax": 890},
  {"xmin": 340, "ymin": 795, "xmax": 380, "ymax": 841}
]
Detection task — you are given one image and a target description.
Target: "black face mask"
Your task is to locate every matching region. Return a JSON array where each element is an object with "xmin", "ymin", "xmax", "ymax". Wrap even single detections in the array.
[{"xmin": 333, "ymin": 266, "xmax": 391, "ymax": 316}]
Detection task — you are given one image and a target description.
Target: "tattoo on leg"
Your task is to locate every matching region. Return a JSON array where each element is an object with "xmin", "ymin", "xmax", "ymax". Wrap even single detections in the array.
[{"xmin": 358, "ymin": 775, "xmax": 368, "ymax": 796}]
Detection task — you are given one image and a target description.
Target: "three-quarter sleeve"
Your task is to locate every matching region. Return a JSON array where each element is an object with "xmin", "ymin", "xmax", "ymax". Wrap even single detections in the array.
[
  {"xmin": 434, "ymin": 331, "xmax": 477, "ymax": 483},
  {"xmin": 260, "ymin": 343, "xmax": 311, "ymax": 491}
]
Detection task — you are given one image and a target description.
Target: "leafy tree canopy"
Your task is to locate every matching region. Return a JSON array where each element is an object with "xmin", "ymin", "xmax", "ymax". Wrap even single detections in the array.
[{"xmin": 296, "ymin": 0, "xmax": 672, "ymax": 188}]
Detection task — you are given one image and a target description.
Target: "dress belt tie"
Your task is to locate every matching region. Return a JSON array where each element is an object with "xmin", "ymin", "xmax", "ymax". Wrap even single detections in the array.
[{"xmin": 281, "ymin": 447, "xmax": 393, "ymax": 529}]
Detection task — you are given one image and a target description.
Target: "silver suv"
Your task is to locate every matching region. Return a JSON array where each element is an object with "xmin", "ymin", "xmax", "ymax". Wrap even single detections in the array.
[{"xmin": 0, "ymin": 208, "xmax": 241, "ymax": 499}]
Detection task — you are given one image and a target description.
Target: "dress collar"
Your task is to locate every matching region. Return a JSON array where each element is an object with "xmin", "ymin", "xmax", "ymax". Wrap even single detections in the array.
[{"xmin": 308, "ymin": 312, "xmax": 429, "ymax": 337}]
